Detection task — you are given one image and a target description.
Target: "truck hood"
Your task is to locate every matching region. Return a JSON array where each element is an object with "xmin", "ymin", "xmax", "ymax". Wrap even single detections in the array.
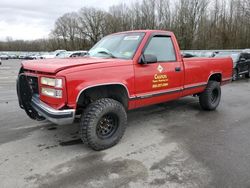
[{"xmin": 22, "ymin": 57, "xmax": 118, "ymax": 74}]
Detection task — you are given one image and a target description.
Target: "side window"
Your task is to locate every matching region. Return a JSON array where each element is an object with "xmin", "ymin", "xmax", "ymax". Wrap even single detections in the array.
[{"xmin": 144, "ymin": 36, "xmax": 176, "ymax": 62}]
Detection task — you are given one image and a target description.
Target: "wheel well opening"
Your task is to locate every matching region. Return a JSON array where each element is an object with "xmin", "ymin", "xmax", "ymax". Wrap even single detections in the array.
[
  {"xmin": 209, "ymin": 73, "xmax": 222, "ymax": 83},
  {"xmin": 76, "ymin": 85, "xmax": 129, "ymax": 115}
]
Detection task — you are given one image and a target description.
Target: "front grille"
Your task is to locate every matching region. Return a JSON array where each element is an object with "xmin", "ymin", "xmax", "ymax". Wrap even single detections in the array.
[
  {"xmin": 17, "ymin": 73, "xmax": 45, "ymax": 120},
  {"xmin": 26, "ymin": 76, "xmax": 39, "ymax": 94}
]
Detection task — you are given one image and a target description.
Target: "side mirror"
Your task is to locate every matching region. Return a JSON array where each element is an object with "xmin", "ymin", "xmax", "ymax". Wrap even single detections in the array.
[{"xmin": 139, "ymin": 54, "xmax": 157, "ymax": 64}]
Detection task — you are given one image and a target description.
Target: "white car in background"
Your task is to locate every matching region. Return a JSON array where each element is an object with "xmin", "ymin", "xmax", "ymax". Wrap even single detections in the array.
[
  {"xmin": 243, "ymin": 49, "xmax": 250, "ymax": 53},
  {"xmin": 41, "ymin": 50, "xmax": 66, "ymax": 59},
  {"xmin": 56, "ymin": 51, "xmax": 88, "ymax": 58},
  {"xmin": 0, "ymin": 54, "xmax": 9, "ymax": 60},
  {"xmin": 28, "ymin": 54, "xmax": 43, "ymax": 60}
]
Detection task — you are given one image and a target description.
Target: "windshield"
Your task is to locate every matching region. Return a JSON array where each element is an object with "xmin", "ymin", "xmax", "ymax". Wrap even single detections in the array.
[{"xmin": 88, "ymin": 33, "xmax": 145, "ymax": 59}]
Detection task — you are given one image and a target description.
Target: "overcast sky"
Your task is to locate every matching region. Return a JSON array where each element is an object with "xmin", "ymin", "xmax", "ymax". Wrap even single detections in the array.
[{"xmin": 0, "ymin": 0, "xmax": 137, "ymax": 41}]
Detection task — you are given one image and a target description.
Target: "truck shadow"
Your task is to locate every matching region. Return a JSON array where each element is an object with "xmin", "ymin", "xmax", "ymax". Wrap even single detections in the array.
[{"xmin": 39, "ymin": 97, "xmax": 201, "ymax": 150}]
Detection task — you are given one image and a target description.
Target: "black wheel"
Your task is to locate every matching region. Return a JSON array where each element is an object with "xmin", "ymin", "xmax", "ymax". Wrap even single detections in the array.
[
  {"xmin": 199, "ymin": 81, "xmax": 221, "ymax": 111},
  {"xmin": 80, "ymin": 98, "xmax": 127, "ymax": 151},
  {"xmin": 232, "ymin": 69, "xmax": 238, "ymax": 81}
]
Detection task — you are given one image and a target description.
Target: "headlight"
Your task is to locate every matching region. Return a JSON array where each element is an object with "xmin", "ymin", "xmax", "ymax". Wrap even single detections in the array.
[
  {"xmin": 41, "ymin": 88, "xmax": 62, "ymax": 98},
  {"xmin": 41, "ymin": 77, "xmax": 63, "ymax": 88}
]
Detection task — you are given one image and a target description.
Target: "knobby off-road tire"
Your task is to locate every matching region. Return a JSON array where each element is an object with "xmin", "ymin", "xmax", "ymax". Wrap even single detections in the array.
[
  {"xmin": 80, "ymin": 98, "xmax": 127, "ymax": 151},
  {"xmin": 199, "ymin": 81, "xmax": 221, "ymax": 111}
]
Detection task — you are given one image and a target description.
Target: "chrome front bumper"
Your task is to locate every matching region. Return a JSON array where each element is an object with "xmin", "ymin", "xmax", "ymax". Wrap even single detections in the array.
[{"xmin": 31, "ymin": 95, "xmax": 75, "ymax": 125}]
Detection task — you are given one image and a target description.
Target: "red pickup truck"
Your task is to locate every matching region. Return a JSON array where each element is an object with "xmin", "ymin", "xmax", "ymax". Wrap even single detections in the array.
[{"xmin": 17, "ymin": 30, "xmax": 232, "ymax": 150}]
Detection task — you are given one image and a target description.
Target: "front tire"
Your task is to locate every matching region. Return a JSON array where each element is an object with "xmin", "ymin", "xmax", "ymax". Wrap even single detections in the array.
[
  {"xmin": 199, "ymin": 81, "xmax": 221, "ymax": 111},
  {"xmin": 80, "ymin": 98, "xmax": 127, "ymax": 151}
]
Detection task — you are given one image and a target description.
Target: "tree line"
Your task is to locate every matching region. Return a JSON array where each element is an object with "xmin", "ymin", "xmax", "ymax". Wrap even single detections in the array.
[{"xmin": 1, "ymin": 0, "xmax": 250, "ymax": 51}]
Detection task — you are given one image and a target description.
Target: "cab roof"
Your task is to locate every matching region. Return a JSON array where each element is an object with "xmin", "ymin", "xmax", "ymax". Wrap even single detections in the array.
[{"xmin": 111, "ymin": 30, "xmax": 174, "ymax": 36}]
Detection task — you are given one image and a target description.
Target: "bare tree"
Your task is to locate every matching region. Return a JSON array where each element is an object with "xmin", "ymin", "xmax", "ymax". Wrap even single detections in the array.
[
  {"xmin": 155, "ymin": 0, "xmax": 171, "ymax": 29},
  {"xmin": 172, "ymin": 0, "xmax": 208, "ymax": 49},
  {"xmin": 1, "ymin": 0, "xmax": 250, "ymax": 51},
  {"xmin": 78, "ymin": 7, "xmax": 108, "ymax": 44},
  {"xmin": 107, "ymin": 3, "xmax": 132, "ymax": 33}
]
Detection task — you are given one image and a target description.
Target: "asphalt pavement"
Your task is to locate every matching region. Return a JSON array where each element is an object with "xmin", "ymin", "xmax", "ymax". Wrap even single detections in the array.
[{"xmin": 1, "ymin": 59, "xmax": 250, "ymax": 188}]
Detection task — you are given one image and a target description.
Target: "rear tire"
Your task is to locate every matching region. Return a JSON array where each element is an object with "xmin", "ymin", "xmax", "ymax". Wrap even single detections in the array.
[
  {"xmin": 199, "ymin": 81, "xmax": 221, "ymax": 111},
  {"xmin": 232, "ymin": 69, "xmax": 238, "ymax": 81},
  {"xmin": 80, "ymin": 98, "xmax": 127, "ymax": 151}
]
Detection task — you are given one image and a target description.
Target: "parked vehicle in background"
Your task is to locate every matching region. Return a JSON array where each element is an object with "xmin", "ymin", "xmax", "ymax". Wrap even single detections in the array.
[
  {"xmin": 17, "ymin": 30, "xmax": 232, "ymax": 151},
  {"xmin": 213, "ymin": 51, "xmax": 250, "ymax": 81},
  {"xmin": 19, "ymin": 53, "xmax": 27, "ymax": 59},
  {"xmin": 212, "ymin": 51, "xmax": 234, "ymax": 57},
  {"xmin": 8, "ymin": 54, "xmax": 18, "ymax": 59},
  {"xmin": 41, "ymin": 50, "xmax": 66, "ymax": 59},
  {"xmin": 181, "ymin": 52, "xmax": 197, "ymax": 58},
  {"xmin": 243, "ymin": 49, "xmax": 250, "ymax": 53},
  {"xmin": 28, "ymin": 53, "xmax": 43, "ymax": 60},
  {"xmin": 0, "ymin": 54, "xmax": 9, "ymax": 60},
  {"xmin": 56, "ymin": 51, "xmax": 88, "ymax": 58},
  {"xmin": 40, "ymin": 52, "xmax": 54, "ymax": 59},
  {"xmin": 19, "ymin": 53, "xmax": 32, "ymax": 60},
  {"xmin": 198, "ymin": 51, "xmax": 215, "ymax": 57},
  {"xmin": 182, "ymin": 50, "xmax": 215, "ymax": 58}
]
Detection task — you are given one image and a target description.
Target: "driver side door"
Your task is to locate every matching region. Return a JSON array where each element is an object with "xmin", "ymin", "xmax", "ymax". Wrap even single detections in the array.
[{"xmin": 133, "ymin": 35, "xmax": 184, "ymax": 108}]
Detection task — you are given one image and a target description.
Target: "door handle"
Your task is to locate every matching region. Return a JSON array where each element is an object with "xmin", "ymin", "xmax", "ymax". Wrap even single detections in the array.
[{"xmin": 175, "ymin": 67, "xmax": 181, "ymax": 72}]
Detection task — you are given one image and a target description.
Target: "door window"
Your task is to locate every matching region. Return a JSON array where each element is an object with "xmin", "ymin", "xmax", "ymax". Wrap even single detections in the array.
[{"xmin": 144, "ymin": 36, "xmax": 176, "ymax": 62}]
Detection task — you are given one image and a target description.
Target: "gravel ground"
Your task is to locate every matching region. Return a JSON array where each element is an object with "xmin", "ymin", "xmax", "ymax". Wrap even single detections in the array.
[{"xmin": 1, "ymin": 59, "xmax": 250, "ymax": 188}]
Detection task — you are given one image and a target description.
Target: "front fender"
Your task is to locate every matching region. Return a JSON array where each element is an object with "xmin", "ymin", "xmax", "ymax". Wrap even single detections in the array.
[{"xmin": 59, "ymin": 63, "xmax": 135, "ymax": 108}]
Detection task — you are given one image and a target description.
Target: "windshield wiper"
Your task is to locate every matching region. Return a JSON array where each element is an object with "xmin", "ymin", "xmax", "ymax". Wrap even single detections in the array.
[{"xmin": 97, "ymin": 51, "xmax": 117, "ymax": 58}]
